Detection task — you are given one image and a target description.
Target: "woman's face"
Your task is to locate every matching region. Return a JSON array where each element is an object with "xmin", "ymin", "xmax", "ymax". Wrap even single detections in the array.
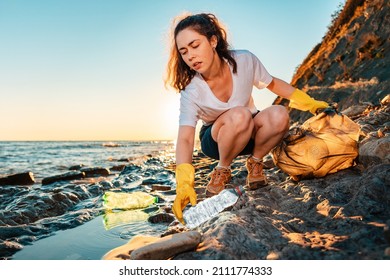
[{"xmin": 175, "ymin": 28, "xmax": 217, "ymax": 75}]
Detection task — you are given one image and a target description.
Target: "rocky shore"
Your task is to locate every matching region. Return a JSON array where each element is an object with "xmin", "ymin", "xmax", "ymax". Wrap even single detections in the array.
[
  {"xmin": 1, "ymin": 98, "xmax": 388, "ymax": 260},
  {"xmin": 104, "ymin": 95, "xmax": 389, "ymax": 260}
]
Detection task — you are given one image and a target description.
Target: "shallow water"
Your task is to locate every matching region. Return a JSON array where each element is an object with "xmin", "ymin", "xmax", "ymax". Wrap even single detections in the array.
[
  {"xmin": 0, "ymin": 141, "xmax": 176, "ymax": 259},
  {"xmin": 13, "ymin": 212, "xmax": 168, "ymax": 260}
]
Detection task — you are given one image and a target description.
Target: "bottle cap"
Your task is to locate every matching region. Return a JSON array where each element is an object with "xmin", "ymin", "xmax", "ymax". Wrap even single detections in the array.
[{"xmin": 235, "ymin": 185, "xmax": 245, "ymax": 196}]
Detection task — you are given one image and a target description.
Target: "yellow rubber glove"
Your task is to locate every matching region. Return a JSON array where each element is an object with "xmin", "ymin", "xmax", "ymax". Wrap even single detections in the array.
[
  {"xmin": 172, "ymin": 163, "xmax": 197, "ymax": 224},
  {"xmin": 289, "ymin": 88, "xmax": 329, "ymax": 115}
]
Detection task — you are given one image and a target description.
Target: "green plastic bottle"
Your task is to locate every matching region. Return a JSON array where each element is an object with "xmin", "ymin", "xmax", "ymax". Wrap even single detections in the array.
[{"xmin": 102, "ymin": 191, "xmax": 158, "ymax": 210}]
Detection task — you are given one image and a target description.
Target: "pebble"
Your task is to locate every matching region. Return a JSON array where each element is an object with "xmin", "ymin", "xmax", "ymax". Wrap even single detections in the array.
[{"xmin": 266, "ymin": 251, "xmax": 280, "ymax": 260}]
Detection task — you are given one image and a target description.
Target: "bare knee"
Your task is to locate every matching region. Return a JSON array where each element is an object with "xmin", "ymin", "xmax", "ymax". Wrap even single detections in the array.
[
  {"xmin": 226, "ymin": 107, "xmax": 253, "ymax": 132},
  {"xmin": 269, "ymin": 105, "xmax": 290, "ymax": 133}
]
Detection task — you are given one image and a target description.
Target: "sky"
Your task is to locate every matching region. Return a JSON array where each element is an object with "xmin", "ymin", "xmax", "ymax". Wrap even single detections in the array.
[{"xmin": 0, "ymin": 0, "xmax": 343, "ymax": 141}]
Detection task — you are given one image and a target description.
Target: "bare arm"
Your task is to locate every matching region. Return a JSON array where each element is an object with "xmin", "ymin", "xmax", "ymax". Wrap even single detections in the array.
[
  {"xmin": 176, "ymin": 125, "xmax": 196, "ymax": 165},
  {"xmin": 267, "ymin": 76, "xmax": 329, "ymax": 114},
  {"xmin": 266, "ymin": 77, "xmax": 295, "ymax": 99}
]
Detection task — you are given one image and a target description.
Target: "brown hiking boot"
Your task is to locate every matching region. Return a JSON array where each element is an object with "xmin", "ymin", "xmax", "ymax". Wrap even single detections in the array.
[
  {"xmin": 246, "ymin": 156, "xmax": 267, "ymax": 190},
  {"xmin": 206, "ymin": 167, "xmax": 231, "ymax": 197}
]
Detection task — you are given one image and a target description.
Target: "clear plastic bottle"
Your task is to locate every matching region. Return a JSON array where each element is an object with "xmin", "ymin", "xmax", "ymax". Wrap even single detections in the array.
[
  {"xmin": 102, "ymin": 191, "xmax": 158, "ymax": 210},
  {"xmin": 183, "ymin": 185, "xmax": 245, "ymax": 229}
]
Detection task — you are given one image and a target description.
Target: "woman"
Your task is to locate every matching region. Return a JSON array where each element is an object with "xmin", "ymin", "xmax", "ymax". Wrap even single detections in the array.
[{"xmin": 165, "ymin": 13, "xmax": 328, "ymax": 223}]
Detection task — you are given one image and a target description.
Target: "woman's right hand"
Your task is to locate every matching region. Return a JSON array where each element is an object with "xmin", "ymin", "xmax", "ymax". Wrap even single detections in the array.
[{"xmin": 172, "ymin": 163, "xmax": 197, "ymax": 224}]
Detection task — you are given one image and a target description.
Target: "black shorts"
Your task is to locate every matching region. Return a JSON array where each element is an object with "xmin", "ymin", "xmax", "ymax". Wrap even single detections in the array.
[{"xmin": 199, "ymin": 111, "xmax": 260, "ymax": 160}]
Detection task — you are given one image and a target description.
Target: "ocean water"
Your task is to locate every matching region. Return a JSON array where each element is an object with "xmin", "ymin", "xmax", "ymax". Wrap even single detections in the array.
[
  {"xmin": 0, "ymin": 141, "xmax": 176, "ymax": 260},
  {"xmin": 0, "ymin": 141, "xmax": 175, "ymax": 181}
]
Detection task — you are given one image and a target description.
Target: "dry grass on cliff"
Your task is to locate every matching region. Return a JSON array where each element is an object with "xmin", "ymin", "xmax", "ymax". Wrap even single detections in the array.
[
  {"xmin": 302, "ymin": 77, "xmax": 379, "ymax": 92},
  {"xmin": 292, "ymin": 0, "xmax": 370, "ymax": 86}
]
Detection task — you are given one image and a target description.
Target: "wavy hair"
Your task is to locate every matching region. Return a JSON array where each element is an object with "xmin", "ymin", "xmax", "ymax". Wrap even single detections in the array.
[{"xmin": 165, "ymin": 13, "xmax": 237, "ymax": 92}]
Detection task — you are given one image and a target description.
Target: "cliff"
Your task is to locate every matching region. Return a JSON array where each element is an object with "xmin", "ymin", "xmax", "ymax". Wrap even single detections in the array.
[{"xmin": 274, "ymin": 0, "xmax": 389, "ymax": 123}]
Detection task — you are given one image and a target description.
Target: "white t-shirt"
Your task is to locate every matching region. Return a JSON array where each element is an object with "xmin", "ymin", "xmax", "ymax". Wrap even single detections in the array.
[{"xmin": 179, "ymin": 50, "xmax": 273, "ymax": 127}]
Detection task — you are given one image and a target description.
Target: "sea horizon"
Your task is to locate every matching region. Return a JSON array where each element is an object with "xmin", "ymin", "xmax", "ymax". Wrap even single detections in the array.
[{"xmin": 0, "ymin": 139, "xmax": 175, "ymax": 142}]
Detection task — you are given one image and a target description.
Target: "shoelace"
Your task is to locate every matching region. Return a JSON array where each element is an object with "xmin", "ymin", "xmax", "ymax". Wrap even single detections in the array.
[
  {"xmin": 210, "ymin": 168, "xmax": 230, "ymax": 184},
  {"xmin": 249, "ymin": 159, "xmax": 263, "ymax": 176}
]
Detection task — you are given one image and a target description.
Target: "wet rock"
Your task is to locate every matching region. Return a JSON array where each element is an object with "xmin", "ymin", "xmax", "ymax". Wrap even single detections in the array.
[
  {"xmin": 99, "ymin": 180, "xmax": 113, "ymax": 190},
  {"xmin": 120, "ymin": 164, "xmax": 142, "ymax": 175},
  {"xmin": 112, "ymin": 180, "xmax": 122, "ymax": 188},
  {"xmin": 148, "ymin": 213, "xmax": 175, "ymax": 224},
  {"xmin": 69, "ymin": 164, "xmax": 85, "ymax": 170},
  {"xmin": 0, "ymin": 225, "xmax": 42, "ymax": 239},
  {"xmin": 142, "ymin": 178, "xmax": 167, "ymax": 185},
  {"xmin": 123, "ymin": 175, "xmax": 142, "ymax": 184},
  {"xmin": 42, "ymin": 171, "xmax": 85, "ymax": 185},
  {"xmin": 151, "ymin": 185, "xmax": 172, "ymax": 191},
  {"xmin": 0, "ymin": 172, "xmax": 35, "ymax": 186},
  {"xmin": 143, "ymin": 206, "xmax": 160, "ymax": 214},
  {"xmin": 80, "ymin": 167, "xmax": 110, "ymax": 177},
  {"xmin": 110, "ymin": 164, "xmax": 126, "ymax": 172},
  {"xmin": 145, "ymin": 158, "xmax": 163, "ymax": 166},
  {"xmin": 0, "ymin": 240, "xmax": 23, "ymax": 256}
]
